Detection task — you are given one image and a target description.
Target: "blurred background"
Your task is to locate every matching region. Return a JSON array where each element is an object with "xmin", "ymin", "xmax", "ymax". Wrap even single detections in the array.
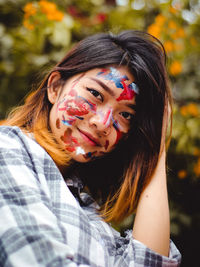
[{"xmin": 0, "ymin": 0, "xmax": 199, "ymax": 266}]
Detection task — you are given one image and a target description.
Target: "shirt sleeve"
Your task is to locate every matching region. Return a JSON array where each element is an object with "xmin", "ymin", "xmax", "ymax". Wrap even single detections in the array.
[
  {"xmin": 80, "ymin": 193, "xmax": 182, "ymax": 267},
  {"xmin": 0, "ymin": 127, "xmax": 92, "ymax": 267},
  {"xmin": 112, "ymin": 229, "xmax": 182, "ymax": 267}
]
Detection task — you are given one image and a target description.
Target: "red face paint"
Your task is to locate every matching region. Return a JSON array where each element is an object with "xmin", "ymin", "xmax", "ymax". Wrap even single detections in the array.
[
  {"xmin": 112, "ymin": 120, "xmax": 124, "ymax": 145},
  {"xmin": 56, "ymin": 118, "xmax": 60, "ymax": 129},
  {"xmin": 59, "ymin": 87, "xmax": 96, "ymax": 118},
  {"xmin": 116, "ymin": 81, "xmax": 135, "ymax": 101},
  {"xmin": 60, "ymin": 128, "xmax": 79, "ymax": 152},
  {"xmin": 69, "ymin": 73, "xmax": 85, "ymax": 96},
  {"xmin": 62, "ymin": 115, "xmax": 76, "ymax": 126},
  {"xmin": 65, "ymin": 99, "xmax": 90, "ymax": 116},
  {"xmin": 104, "ymin": 140, "xmax": 109, "ymax": 150},
  {"xmin": 102, "ymin": 109, "xmax": 112, "ymax": 126},
  {"xmin": 114, "ymin": 130, "xmax": 124, "ymax": 146},
  {"xmin": 68, "ymin": 88, "xmax": 77, "ymax": 97}
]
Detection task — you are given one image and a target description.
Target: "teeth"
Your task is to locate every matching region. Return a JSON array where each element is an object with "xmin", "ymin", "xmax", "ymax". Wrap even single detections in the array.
[{"xmin": 76, "ymin": 147, "xmax": 85, "ymax": 155}]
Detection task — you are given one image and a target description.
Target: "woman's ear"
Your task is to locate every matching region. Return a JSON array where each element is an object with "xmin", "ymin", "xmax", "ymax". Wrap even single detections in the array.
[{"xmin": 47, "ymin": 71, "xmax": 62, "ymax": 104}]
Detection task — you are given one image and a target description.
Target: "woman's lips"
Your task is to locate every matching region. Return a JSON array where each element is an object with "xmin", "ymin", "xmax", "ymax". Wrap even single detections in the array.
[{"xmin": 78, "ymin": 129, "xmax": 101, "ymax": 147}]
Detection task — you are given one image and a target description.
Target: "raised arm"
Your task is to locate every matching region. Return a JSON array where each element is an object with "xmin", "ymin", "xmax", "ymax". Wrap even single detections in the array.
[
  {"xmin": 133, "ymin": 102, "xmax": 171, "ymax": 256},
  {"xmin": 132, "ymin": 148, "xmax": 170, "ymax": 256}
]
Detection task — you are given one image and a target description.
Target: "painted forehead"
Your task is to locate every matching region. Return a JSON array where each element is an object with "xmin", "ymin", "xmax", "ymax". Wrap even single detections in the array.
[{"xmin": 97, "ymin": 67, "xmax": 139, "ymax": 96}]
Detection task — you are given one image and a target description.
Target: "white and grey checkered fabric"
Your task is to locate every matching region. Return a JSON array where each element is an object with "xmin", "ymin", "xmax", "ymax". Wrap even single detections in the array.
[{"xmin": 0, "ymin": 126, "xmax": 181, "ymax": 267}]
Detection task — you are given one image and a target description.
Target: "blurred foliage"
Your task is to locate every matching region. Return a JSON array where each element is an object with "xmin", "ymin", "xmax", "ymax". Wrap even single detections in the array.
[{"xmin": 0, "ymin": 0, "xmax": 200, "ymax": 266}]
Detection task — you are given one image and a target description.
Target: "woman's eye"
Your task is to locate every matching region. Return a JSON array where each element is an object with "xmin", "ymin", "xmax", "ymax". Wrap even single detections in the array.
[
  {"xmin": 120, "ymin": 112, "xmax": 133, "ymax": 121},
  {"xmin": 87, "ymin": 88, "xmax": 103, "ymax": 101}
]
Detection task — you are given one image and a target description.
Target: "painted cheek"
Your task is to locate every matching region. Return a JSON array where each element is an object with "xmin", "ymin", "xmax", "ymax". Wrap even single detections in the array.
[
  {"xmin": 84, "ymin": 98, "xmax": 97, "ymax": 113},
  {"xmin": 65, "ymin": 98, "xmax": 90, "ymax": 116},
  {"xmin": 56, "ymin": 118, "xmax": 60, "ymax": 129},
  {"xmin": 112, "ymin": 120, "xmax": 124, "ymax": 145},
  {"xmin": 104, "ymin": 140, "xmax": 109, "ymax": 150},
  {"xmin": 68, "ymin": 73, "xmax": 85, "ymax": 97},
  {"xmin": 59, "ymin": 92, "xmax": 96, "ymax": 119},
  {"xmin": 56, "ymin": 97, "xmax": 65, "ymax": 111},
  {"xmin": 61, "ymin": 114, "xmax": 76, "ymax": 126},
  {"xmin": 114, "ymin": 130, "xmax": 124, "ymax": 145},
  {"xmin": 83, "ymin": 151, "xmax": 97, "ymax": 160},
  {"xmin": 60, "ymin": 128, "xmax": 79, "ymax": 152},
  {"xmin": 102, "ymin": 108, "xmax": 113, "ymax": 127},
  {"xmin": 68, "ymin": 88, "xmax": 77, "ymax": 97}
]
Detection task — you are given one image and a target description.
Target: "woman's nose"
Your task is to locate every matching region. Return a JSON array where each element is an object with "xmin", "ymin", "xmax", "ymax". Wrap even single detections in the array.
[{"xmin": 89, "ymin": 108, "xmax": 113, "ymax": 135}]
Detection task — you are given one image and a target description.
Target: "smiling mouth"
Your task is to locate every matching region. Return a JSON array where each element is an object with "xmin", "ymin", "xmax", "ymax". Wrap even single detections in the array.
[{"xmin": 78, "ymin": 128, "xmax": 101, "ymax": 147}]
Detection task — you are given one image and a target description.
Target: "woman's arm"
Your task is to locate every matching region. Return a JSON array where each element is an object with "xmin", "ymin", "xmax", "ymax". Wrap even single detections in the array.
[
  {"xmin": 133, "ymin": 102, "xmax": 171, "ymax": 256},
  {"xmin": 132, "ymin": 149, "xmax": 170, "ymax": 256}
]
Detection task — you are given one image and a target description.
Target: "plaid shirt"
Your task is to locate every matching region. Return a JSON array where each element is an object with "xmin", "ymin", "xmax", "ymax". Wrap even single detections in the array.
[{"xmin": 0, "ymin": 126, "xmax": 181, "ymax": 267}]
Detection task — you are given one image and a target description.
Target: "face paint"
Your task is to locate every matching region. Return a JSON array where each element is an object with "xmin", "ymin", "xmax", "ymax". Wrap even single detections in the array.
[
  {"xmin": 68, "ymin": 88, "xmax": 77, "ymax": 97},
  {"xmin": 97, "ymin": 67, "xmax": 139, "ymax": 102},
  {"xmin": 114, "ymin": 129, "xmax": 124, "ymax": 146},
  {"xmin": 60, "ymin": 128, "xmax": 79, "ymax": 152},
  {"xmin": 78, "ymin": 96, "xmax": 97, "ymax": 113},
  {"xmin": 65, "ymin": 99, "xmax": 90, "ymax": 116},
  {"xmin": 61, "ymin": 115, "xmax": 76, "ymax": 126},
  {"xmin": 56, "ymin": 98, "xmax": 65, "ymax": 112},
  {"xmin": 112, "ymin": 119, "xmax": 124, "ymax": 145},
  {"xmin": 83, "ymin": 151, "xmax": 97, "ymax": 160},
  {"xmin": 56, "ymin": 118, "xmax": 60, "ymax": 129},
  {"xmin": 104, "ymin": 140, "xmax": 109, "ymax": 150},
  {"xmin": 59, "ymin": 89, "xmax": 97, "ymax": 125},
  {"xmin": 68, "ymin": 73, "xmax": 85, "ymax": 96},
  {"xmin": 74, "ymin": 115, "xmax": 84, "ymax": 120},
  {"xmin": 97, "ymin": 67, "xmax": 127, "ymax": 89},
  {"xmin": 102, "ymin": 108, "xmax": 113, "ymax": 127},
  {"xmin": 76, "ymin": 146, "xmax": 85, "ymax": 155},
  {"xmin": 68, "ymin": 88, "xmax": 97, "ymax": 113},
  {"xmin": 49, "ymin": 67, "xmax": 136, "ymax": 163},
  {"xmin": 116, "ymin": 81, "xmax": 136, "ymax": 101}
]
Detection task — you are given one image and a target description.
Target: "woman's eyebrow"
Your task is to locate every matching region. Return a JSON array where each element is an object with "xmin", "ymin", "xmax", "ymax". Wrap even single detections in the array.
[
  {"xmin": 125, "ymin": 103, "xmax": 136, "ymax": 111},
  {"xmin": 88, "ymin": 77, "xmax": 115, "ymax": 97}
]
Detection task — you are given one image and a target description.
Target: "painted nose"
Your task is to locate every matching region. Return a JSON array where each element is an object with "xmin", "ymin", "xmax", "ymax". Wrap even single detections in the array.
[{"xmin": 89, "ymin": 109, "xmax": 112, "ymax": 135}]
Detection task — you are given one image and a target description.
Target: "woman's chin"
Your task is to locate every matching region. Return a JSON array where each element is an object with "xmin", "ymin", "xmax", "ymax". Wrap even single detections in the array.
[{"xmin": 71, "ymin": 151, "xmax": 95, "ymax": 163}]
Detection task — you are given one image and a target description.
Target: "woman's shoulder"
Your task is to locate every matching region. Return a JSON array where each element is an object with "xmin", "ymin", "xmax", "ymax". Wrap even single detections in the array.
[
  {"xmin": 0, "ymin": 125, "xmax": 32, "ymax": 143},
  {"xmin": 0, "ymin": 125, "xmax": 63, "ymax": 186},
  {"xmin": 0, "ymin": 125, "xmax": 54, "ymax": 169},
  {"xmin": 0, "ymin": 125, "xmax": 45, "ymax": 153}
]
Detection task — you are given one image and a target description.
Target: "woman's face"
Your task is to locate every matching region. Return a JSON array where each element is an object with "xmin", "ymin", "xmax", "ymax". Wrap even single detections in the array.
[{"xmin": 48, "ymin": 66, "xmax": 138, "ymax": 162}]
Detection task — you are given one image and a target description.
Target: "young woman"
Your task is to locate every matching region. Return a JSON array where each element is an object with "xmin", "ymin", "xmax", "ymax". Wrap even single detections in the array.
[{"xmin": 0, "ymin": 30, "xmax": 181, "ymax": 266}]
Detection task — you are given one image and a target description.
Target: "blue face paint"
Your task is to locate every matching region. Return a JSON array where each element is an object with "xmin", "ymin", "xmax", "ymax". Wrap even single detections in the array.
[
  {"xmin": 74, "ymin": 115, "xmax": 84, "ymax": 120},
  {"xmin": 97, "ymin": 67, "xmax": 139, "ymax": 95},
  {"xmin": 83, "ymin": 151, "xmax": 97, "ymax": 160},
  {"xmin": 76, "ymin": 96, "xmax": 97, "ymax": 112},
  {"xmin": 97, "ymin": 67, "xmax": 127, "ymax": 89},
  {"xmin": 112, "ymin": 119, "xmax": 120, "ymax": 131},
  {"xmin": 61, "ymin": 115, "xmax": 76, "ymax": 126}
]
